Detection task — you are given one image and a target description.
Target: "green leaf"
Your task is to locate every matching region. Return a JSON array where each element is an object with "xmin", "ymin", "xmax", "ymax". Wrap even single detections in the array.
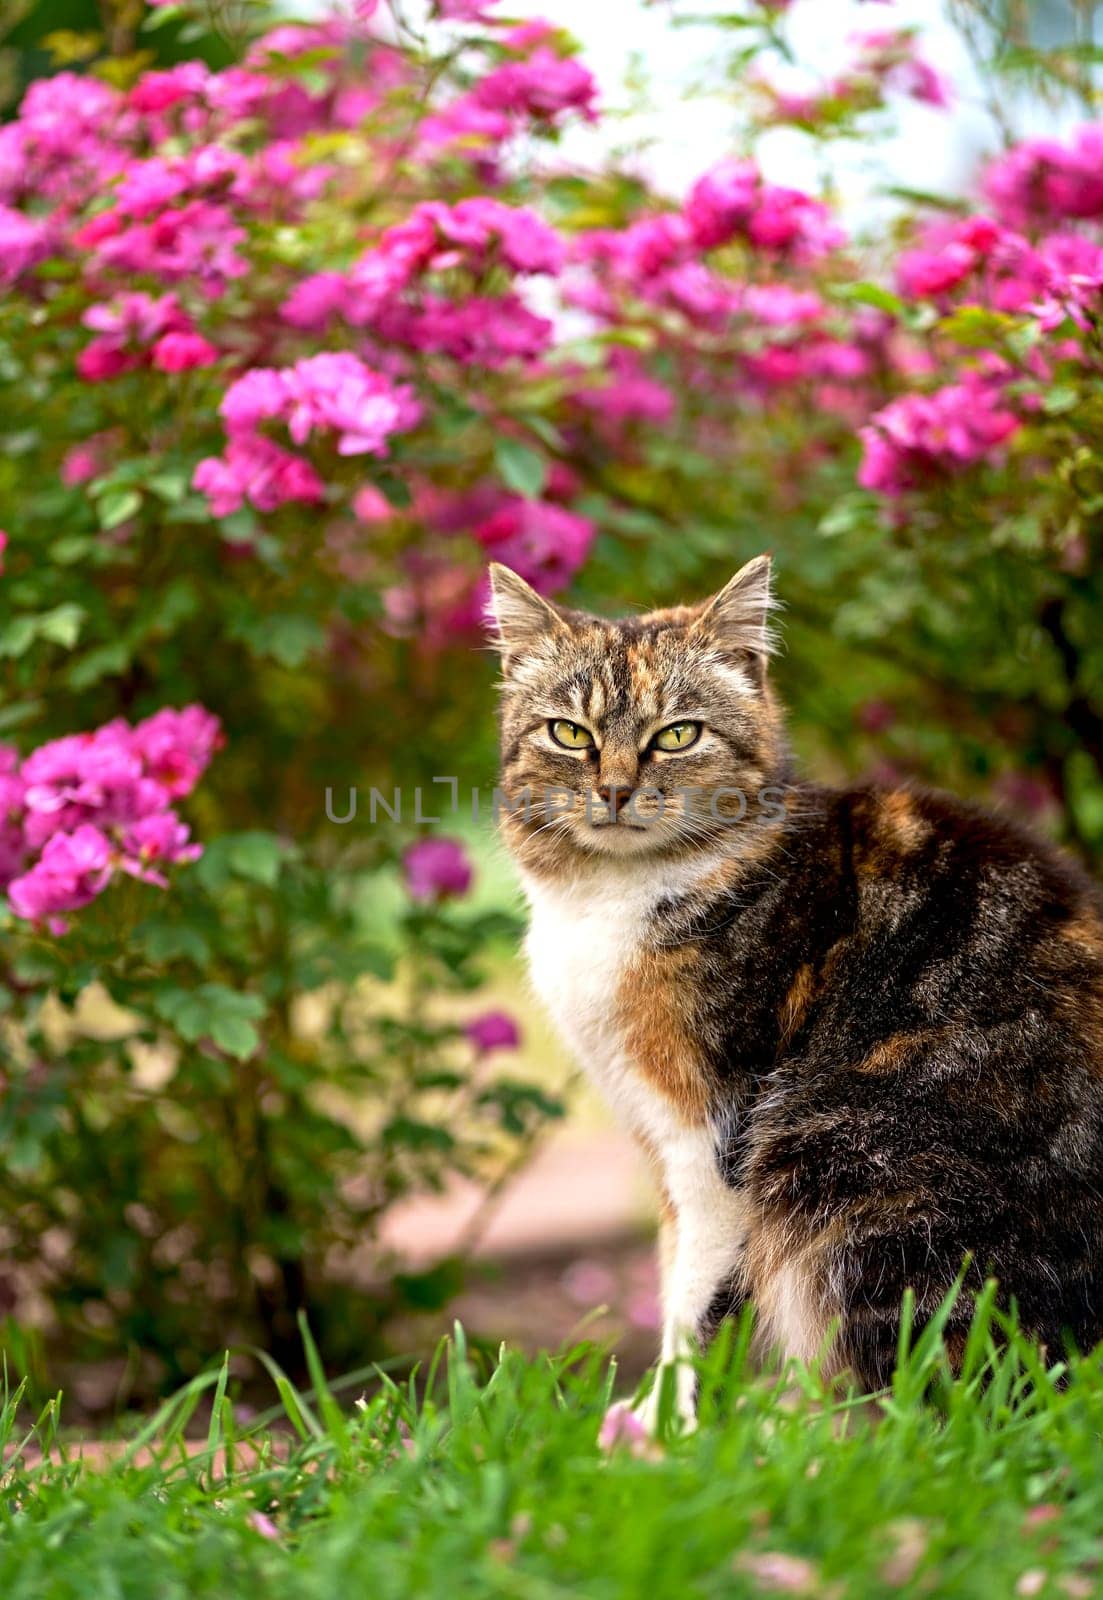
[
  {"xmin": 208, "ymin": 1013, "xmax": 262, "ymax": 1060},
  {"xmin": 392, "ymin": 1258, "xmax": 465, "ymax": 1311},
  {"xmin": 292, "ymin": 940, "xmax": 393, "ymax": 988},
  {"xmin": 0, "ymin": 617, "xmax": 38, "ymax": 659},
  {"xmin": 382, "ymin": 1116, "xmax": 456, "ymax": 1154},
  {"xmin": 831, "ymin": 282, "xmax": 905, "ymax": 319},
  {"xmin": 939, "ymin": 305, "xmax": 1020, "ymax": 349},
  {"xmin": 819, "ymin": 493, "xmax": 877, "ymax": 539},
  {"xmin": 141, "ymin": 2, "xmax": 188, "ymax": 28},
  {"xmin": 147, "ymin": 470, "xmax": 189, "ymax": 503},
  {"xmin": 196, "ymin": 832, "xmax": 288, "ymax": 892},
  {"xmin": 153, "ymin": 983, "xmax": 266, "ymax": 1059},
  {"xmin": 134, "ymin": 920, "xmax": 211, "ymax": 966},
  {"xmin": 251, "ymin": 614, "xmax": 326, "ymax": 668},
  {"xmin": 218, "ymin": 508, "xmax": 258, "ymax": 543},
  {"xmin": 1042, "ymin": 386, "xmax": 1080, "ymax": 416},
  {"xmin": 517, "ymin": 414, "xmax": 566, "ymax": 452},
  {"xmin": 476, "ymin": 1080, "xmax": 565, "ymax": 1136},
  {"xmin": 97, "ymin": 489, "xmax": 142, "ymax": 530},
  {"xmin": 373, "ymin": 473, "xmax": 412, "ymax": 509},
  {"xmin": 0, "ymin": 699, "xmax": 43, "ymax": 733},
  {"xmin": 0, "ymin": 606, "xmax": 86, "ymax": 658},
  {"xmin": 67, "ymin": 640, "xmax": 131, "ymax": 690},
  {"xmin": 36, "ymin": 604, "xmax": 85, "ymax": 649},
  {"xmin": 49, "ymin": 536, "xmax": 96, "ymax": 565},
  {"xmin": 494, "ymin": 438, "xmax": 547, "ymax": 501},
  {"xmin": 223, "ymin": 832, "xmax": 286, "ymax": 888}
]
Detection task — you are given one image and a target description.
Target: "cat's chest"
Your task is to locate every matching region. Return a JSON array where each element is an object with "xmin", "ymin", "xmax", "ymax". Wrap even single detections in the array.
[
  {"xmin": 524, "ymin": 886, "xmax": 631, "ymax": 1069},
  {"xmin": 521, "ymin": 867, "xmax": 714, "ymax": 1143}
]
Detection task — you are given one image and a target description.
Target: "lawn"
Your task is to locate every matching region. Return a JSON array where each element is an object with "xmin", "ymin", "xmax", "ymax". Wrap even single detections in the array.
[{"xmin": 3, "ymin": 1306, "xmax": 1102, "ymax": 1599}]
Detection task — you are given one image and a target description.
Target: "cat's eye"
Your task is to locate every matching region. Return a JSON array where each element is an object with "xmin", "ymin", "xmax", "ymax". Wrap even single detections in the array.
[
  {"xmin": 652, "ymin": 721, "xmax": 702, "ymax": 752},
  {"xmin": 549, "ymin": 719, "xmax": 595, "ymax": 751}
]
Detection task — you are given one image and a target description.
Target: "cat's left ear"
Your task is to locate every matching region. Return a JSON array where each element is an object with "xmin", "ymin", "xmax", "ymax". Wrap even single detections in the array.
[{"xmin": 692, "ymin": 553, "xmax": 777, "ymax": 673}]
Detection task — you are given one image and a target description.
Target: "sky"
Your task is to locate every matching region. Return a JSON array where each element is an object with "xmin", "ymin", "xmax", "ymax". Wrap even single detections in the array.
[{"xmin": 529, "ymin": 0, "xmax": 989, "ymax": 210}]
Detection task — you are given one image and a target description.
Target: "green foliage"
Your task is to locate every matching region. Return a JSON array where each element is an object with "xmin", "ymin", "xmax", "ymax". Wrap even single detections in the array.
[{"xmin": 0, "ymin": 839, "xmax": 547, "ymax": 1384}]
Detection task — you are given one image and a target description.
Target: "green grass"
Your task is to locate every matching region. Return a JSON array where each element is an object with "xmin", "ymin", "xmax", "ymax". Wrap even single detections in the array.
[{"xmin": 3, "ymin": 1304, "xmax": 1103, "ymax": 1599}]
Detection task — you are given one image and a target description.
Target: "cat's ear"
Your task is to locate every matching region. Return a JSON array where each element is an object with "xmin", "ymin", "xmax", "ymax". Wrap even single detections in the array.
[
  {"xmin": 485, "ymin": 564, "xmax": 567, "ymax": 661},
  {"xmin": 693, "ymin": 553, "xmax": 777, "ymax": 670}
]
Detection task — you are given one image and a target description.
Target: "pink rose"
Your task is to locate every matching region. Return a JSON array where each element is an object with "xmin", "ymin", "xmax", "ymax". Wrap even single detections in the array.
[
  {"xmin": 151, "ymin": 331, "xmax": 220, "ymax": 372},
  {"xmin": 402, "ymin": 837, "xmax": 473, "ymax": 901}
]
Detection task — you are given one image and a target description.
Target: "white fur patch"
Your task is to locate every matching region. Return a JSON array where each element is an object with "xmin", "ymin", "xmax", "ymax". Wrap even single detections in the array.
[
  {"xmin": 520, "ymin": 858, "xmax": 709, "ymax": 1147},
  {"xmin": 754, "ymin": 1258, "xmax": 825, "ymax": 1367}
]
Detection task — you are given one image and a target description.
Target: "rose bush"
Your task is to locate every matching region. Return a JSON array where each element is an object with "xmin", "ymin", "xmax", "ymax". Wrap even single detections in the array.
[{"xmin": 2, "ymin": 0, "xmax": 1103, "ymax": 1387}]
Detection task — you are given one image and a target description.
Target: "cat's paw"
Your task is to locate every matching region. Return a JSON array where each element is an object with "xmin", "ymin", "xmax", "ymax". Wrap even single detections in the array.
[
  {"xmin": 598, "ymin": 1400, "xmax": 668, "ymax": 1458},
  {"xmin": 614, "ymin": 1363, "xmax": 698, "ymax": 1443}
]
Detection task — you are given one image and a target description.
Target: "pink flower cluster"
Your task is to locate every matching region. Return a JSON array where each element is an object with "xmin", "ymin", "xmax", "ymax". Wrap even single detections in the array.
[
  {"xmin": 473, "ymin": 497, "xmax": 595, "ymax": 593},
  {"xmin": 380, "ymin": 198, "xmax": 565, "ymax": 279},
  {"xmin": 759, "ymin": 25, "xmax": 951, "ymax": 126},
  {"xmin": 221, "ymin": 355, "xmax": 422, "ymax": 455},
  {"xmin": 192, "ymin": 435, "xmax": 325, "ymax": 520},
  {"xmin": 848, "ymin": 28, "xmax": 953, "ymax": 109},
  {"xmin": 418, "ymin": 27, "xmax": 598, "ymax": 159},
  {"xmin": 76, "ymin": 196, "xmax": 250, "ymax": 297},
  {"xmin": 685, "ymin": 159, "xmax": 844, "ymax": 260},
  {"xmin": 402, "ymin": 837, "xmax": 473, "ymax": 901},
  {"xmin": 280, "ymin": 199, "xmax": 563, "ymax": 367},
  {"xmin": 0, "ymin": 205, "xmax": 52, "ymax": 288},
  {"xmin": 896, "ymin": 216, "xmax": 1005, "ymax": 301},
  {"xmin": 985, "ymin": 125, "xmax": 1103, "ymax": 228},
  {"xmin": 573, "ymin": 349, "xmax": 676, "ymax": 428},
  {"xmin": 0, "ymin": 74, "xmax": 129, "ymax": 216},
  {"xmin": 572, "ymin": 164, "xmax": 843, "ymax": 345},
  {"xmin": 77, "ymin": 291, "xmax": 218, "ymax": 383},
  {"xmin": 0, "ymin": 22, "xmax": 422, "ymax": 304},
  {"xmin": 0, "ymin": 707, "xmax": 220, "ymax": 927},
  {"xmin": 195, "ymin": 354, "xmax": 420, "ymax": 516},
  {"xmin": 0, "ymin": 9, "xmax": 654, "ymax": 616},
  {"xmin": 858, "ymin": 381, "xmax": 1020, "ymax": 497},
  {"xmin": 895, "ymin": 212, "xmax": 1103, "ymax": 332},
  {"xmin": 464, "ymin": 1010, "xmax": 521, "ymax": 1054},
  {"xmin": 378, "ymin": 472, "xmax": 595, "ymax": 645},
  {"xmin": 572, "ymin": 158, "xmax": 842, "ymax": 339}
]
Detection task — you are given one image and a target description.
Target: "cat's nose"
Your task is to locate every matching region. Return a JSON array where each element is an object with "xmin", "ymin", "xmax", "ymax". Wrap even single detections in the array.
[{"xmin": 598, "ymin": 783, "xmax": 632, "ymax": 818}]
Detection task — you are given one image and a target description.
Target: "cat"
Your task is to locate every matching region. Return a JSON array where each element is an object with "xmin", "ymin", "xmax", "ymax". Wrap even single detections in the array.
[{"xmin": 487, "ymin": 553, "xmax": 1103, "ymax": 1423}]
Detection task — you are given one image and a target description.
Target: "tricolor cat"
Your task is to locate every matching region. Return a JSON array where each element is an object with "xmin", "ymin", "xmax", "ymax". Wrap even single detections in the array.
[{"xmin": 488, "ymin": 554, "xmax": 1103, "ymax": 1423}]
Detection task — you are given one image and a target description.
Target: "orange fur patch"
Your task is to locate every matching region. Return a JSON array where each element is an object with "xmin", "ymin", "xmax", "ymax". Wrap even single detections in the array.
[
  {"xmin": 855, "ymin": 790, "xmax": 932, "ymax": 877},
  {"xmin": 1047, "ymin": 915, "xmax": 1103, "ymax": 1075},
  {"xmin": 779, "ymin": 963, "xmax": 816, "ymax": 1051},
  {"xmin": 855, "ymin": 1028, "xmax": 945, "ymax": 1074},
  {"xmin": 617, "ymin": 946, "xmax": 712, "ymax": 1124},
  {"xmin": 879, "ymin": 790, "xmax": 932, "ymax": 853},
  {"xmin": 1061, "ymin": 914, "xmax": 1103, "ymax": 962}
]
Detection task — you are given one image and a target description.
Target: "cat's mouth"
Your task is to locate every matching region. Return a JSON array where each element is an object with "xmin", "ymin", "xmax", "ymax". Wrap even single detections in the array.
[{"xmin": 579, "ymin": 815, "xmax": 666, "ymax": 855}]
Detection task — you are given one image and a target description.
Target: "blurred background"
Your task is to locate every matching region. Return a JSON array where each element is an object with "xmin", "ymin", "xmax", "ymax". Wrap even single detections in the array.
[{"xmin": 2, "ymin": 0, "xmax": 1103, "ymax": 1416}]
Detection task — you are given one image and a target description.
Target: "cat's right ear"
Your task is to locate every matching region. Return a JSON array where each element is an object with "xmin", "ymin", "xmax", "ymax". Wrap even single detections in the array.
[{"xmin": 485, "ymin": 564, "xmax": 566, "ymax": 664}]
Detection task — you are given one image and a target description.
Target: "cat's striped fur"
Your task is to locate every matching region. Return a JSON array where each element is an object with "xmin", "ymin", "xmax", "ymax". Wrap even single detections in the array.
[{"xmin": 488, "ymin": 556, "xmax": 1103, "ymax": 1416}]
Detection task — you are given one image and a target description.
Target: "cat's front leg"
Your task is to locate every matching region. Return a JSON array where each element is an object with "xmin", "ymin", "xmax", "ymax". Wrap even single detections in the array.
[
  {"xmin": 635, "ymin": 1159, "xmax": 749, "ymax": 1433},
  {"xmin": 631, "ymin": 1203, "xmax": 694, "ymax": 1432}
]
